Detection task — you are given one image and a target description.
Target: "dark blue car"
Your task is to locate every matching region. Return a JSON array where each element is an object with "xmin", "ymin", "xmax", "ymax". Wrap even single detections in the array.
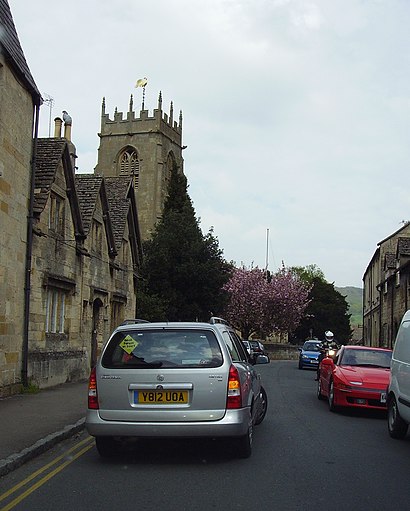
[{"xmin": 298, "ymin": 340, "xmax": 322, "ymax": 370}]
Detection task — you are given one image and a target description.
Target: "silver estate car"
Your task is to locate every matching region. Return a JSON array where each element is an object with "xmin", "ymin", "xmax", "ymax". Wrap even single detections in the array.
[{"xmin": 86, "ymin": 318, "xmax": 269, "ymax": 459}]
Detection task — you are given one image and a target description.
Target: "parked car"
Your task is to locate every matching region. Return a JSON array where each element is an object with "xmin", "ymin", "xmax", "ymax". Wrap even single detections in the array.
[
  {"xmin": 86, "ymin": 317, "xmax": 269, "ymax": 459},
  {"xmin": 317, "ymin": 345, "xmax": 392, "ymax": 412},
  {"xmin": 250, "ymin": 340, "xmax": 268, "ymax": 358},
  {"xmin": 242, "ymin": 340, "xmax": 252, "ymax": 358},
  {"xmin": 298, "ymin": 340, "xmax": 322, "ymax": 369},
  {"xmin": 387, "ymin": 309, "xmax": 410, "ymax": 439}
]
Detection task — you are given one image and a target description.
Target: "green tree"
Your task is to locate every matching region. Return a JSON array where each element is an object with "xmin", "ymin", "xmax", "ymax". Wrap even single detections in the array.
[
  {"xmin": 137, "ymin": 170, "xmax": 231, "ymax": 321},
  {"xmin": 291, "ymin": 264, "xmax": 325, "ymax": 284},
  {"xmin": 291, "ymin": 275, "xmax": 352, "ymax": 343}
]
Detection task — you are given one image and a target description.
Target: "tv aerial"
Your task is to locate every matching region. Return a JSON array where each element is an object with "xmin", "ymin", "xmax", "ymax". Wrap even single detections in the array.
[{"xmin": 43, "ymin": 93, "xmax": 54, "ymax": 137}]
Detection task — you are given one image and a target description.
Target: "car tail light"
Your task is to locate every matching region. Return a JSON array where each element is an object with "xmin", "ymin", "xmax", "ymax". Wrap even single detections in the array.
[
  {"xmin": 227, "ymin": 365, "xmax": 242, "ymax": 409},
  {"xmin": 88, "ymin": 367, "xmax": 99, "ymax": 409}
]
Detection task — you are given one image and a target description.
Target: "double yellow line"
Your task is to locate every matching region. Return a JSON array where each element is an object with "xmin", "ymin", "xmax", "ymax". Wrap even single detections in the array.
[{"xmin": 0, "ymin": 436, "xmax": 94, "ymax": 511}]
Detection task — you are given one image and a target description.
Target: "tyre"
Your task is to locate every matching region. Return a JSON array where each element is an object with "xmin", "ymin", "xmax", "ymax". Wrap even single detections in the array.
[
  {"xmin": 387, "ymin": 396, "xmax": 409, "ymax": 439},
  {"xmin": 298, "ymin": 360, "xmax": 303, "ymax": 370},
  {"xmin": 235, "ymin": 424, "xmax": 253, "ymax": 459},
  {"xmin": 95, "ymin": 436, "xmax": 119, "ymax": 458},
  {"xmin": 317, "ymin": 378, "xmax": 324, "ymax": 400},
  {"xmin": 254, "ymin": 386, "xmax": 268, "ymax": 425},
  {"xmin": 328, "ymin": 380, "xmax": 338, "ymax": 412}
]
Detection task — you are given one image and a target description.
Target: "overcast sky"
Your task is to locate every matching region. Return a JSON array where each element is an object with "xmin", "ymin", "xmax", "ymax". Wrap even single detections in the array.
[{"xmin": 8, "ymin": 0, "xmax": 410, "ymax": 288}]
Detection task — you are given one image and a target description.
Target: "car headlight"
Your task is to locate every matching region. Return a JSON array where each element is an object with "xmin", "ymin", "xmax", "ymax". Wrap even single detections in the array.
[{"xmin": 302, "ymin": 355, "xmax": 309, "ymax": 359}]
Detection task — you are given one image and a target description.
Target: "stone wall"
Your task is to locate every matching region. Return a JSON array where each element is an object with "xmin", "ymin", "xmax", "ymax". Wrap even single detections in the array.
[
  {"xmin": 265, "ymin": 343, "xmax": 300, "ymax": 360},
  {"xmin": 0, "ymin": 58, "xmax": 35, "ymax": 396}
]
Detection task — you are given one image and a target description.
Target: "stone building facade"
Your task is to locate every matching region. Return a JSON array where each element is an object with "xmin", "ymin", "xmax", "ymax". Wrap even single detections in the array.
[
  {"xmin": 94, "ymin": 93, "xmax": 185, "ymax": 239},
  {"xmin": 363, "ymin": 223, "xmax": 410, "ymax": 348},
  {"xmin": 0, "ymin": 0, "xmax": 145, "ymax": 395},
  {"xmin": 27, "ymin": 134, "xmax": 143, "ymax": 388},
  {"xmin": 0, "ymin": 0, "xmax": 42, "ymax": 395}
]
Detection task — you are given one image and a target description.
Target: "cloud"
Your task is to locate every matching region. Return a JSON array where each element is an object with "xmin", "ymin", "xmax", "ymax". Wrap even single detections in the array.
[{"xmin": 8, "ymin": 0, "xmax": 410, "ymax": 288}]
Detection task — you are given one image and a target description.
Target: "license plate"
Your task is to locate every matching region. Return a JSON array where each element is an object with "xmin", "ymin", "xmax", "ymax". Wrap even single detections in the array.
[
  {"xmin": 380, "ymin": 392, "xmax": 387, "ymax": 404},
  {"xmin": 136, "ymin": 390, "xmax": 188, "ymax": 404}
]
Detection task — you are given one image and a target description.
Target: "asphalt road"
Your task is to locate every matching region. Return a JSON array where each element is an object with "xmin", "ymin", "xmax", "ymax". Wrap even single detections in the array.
[{"xmin": 1, "ymin": 360, "xmax": 410, "ymax": 511}]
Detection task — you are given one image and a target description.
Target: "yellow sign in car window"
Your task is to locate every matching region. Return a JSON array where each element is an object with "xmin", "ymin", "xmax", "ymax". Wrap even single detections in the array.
[{"xmin": 119, "ymin": 335, "xmax": 139, "ymax": 354}]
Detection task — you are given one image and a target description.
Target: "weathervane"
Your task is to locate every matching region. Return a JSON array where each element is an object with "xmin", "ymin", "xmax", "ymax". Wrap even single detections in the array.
[{"xmin": 135, "ymin": 77, "xmax": 148, "ymax": 110}]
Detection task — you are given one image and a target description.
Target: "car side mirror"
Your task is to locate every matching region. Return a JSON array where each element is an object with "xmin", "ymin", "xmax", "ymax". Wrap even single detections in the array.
[{"xmin": 254, "ymin": 354, "xmax": 270, "ymax": 365}]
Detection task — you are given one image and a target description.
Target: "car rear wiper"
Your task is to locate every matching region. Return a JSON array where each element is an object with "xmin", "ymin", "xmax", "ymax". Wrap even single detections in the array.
[{"xmin": 127, "ymin": 361, "xmax": 163, "ymax": 368}]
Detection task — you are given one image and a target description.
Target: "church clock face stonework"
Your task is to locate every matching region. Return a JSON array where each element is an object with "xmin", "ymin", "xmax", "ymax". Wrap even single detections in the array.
[{"xmin": 94, "ymin": 92, "xmax": 184, "ymax": 240}]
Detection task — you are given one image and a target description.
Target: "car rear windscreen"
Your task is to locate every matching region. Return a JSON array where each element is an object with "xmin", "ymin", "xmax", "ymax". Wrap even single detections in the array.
[{"xmin": 102, "ymin": 329, "xmax": 223, "ymax": 369}]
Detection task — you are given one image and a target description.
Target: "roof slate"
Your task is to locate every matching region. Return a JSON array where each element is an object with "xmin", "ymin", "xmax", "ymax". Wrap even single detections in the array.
[
  {"xmin": 0, "ymin": 0, "xmax": 41, "ymax": 101},
  {"xmin": 104, "ymin": 177, "xmax": 132, "ymax": 250},
  {"xmin": 33, "ymin": 138, "xmax": 68, "ymax": 214},
  {"xmin": 75, "ymin": 175, "xmax": 103, "ymax": 235}
]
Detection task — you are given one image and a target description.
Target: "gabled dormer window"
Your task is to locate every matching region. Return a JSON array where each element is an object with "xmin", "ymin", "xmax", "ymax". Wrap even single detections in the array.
[
  {"xmin": 92, "ymin": 220, "xmax": 102, "ymax": 254},
  {"xmin": 119, "ymin": 148, "xmax": 139, "ymax": 189},
  {"xmin": 49, "ymin": 193, "xmax": 65, "ymax": 234}
]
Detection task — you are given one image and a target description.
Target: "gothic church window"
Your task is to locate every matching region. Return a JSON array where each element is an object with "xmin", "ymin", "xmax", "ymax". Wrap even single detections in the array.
[{"xmin": 119, "ymin": 148, "xmax": 139, "ymax": 190}]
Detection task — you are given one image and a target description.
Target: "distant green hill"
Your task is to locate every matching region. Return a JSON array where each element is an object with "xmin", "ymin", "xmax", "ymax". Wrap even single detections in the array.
[{"xmin": 335, "ymin": 286, "xmax": 363, "ymax": 326}]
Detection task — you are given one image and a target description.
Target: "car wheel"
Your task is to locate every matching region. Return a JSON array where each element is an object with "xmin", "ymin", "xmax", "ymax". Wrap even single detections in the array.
[
  {"xmin": 387, "ymin": 396, "xmax": 409, "ymax": 439},
  {"xmin": 317, "ymin": 378, "xmax": 324, "ymax": 400},
  {"xmin": 235, "ymin": 422, "xmax": 253, "ymax": 458},
  {"xmin": 298, "ymin": 361, "xmax": 303, "ymax": 370},
  {"xmin": 254, "ymin": 386, "xmax": 268, "ymax": 425},
  {"xmin": 328, "ymin": 380, "xmax": 338, "ymax": 412},
  {"xmin": 95, "ymin": 436, "xmax": 119, "ymax": 458}
]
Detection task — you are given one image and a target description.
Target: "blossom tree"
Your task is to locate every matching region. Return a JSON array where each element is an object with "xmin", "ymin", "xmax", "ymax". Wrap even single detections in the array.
[
  {"xmin": 223, "ymin": 265, "xmax": 310, "ymax": 339},
  {"xmin": 267, "ymin": 268, "xmax": 311, "ymax": 334}
]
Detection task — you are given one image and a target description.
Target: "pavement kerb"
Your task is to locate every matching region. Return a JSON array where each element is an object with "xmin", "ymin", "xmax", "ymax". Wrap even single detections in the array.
[{"xmin": 0, "ymin": 417, "xmax": 86, "ymax": 478}]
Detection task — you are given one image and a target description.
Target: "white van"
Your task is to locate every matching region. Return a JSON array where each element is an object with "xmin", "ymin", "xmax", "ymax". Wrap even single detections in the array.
[{"xmin": 387, "ymin": 309, "xmax": 410, "ymax": 439}]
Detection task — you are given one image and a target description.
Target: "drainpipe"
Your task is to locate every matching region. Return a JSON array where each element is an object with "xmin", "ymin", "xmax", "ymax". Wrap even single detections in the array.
[{"xmin": 22, "ymin": 102, "xmax": 40, "ymax": 387}]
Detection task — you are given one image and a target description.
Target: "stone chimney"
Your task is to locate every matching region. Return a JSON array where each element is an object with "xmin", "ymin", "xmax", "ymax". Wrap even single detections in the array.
[
  {"xmin": 54, "ymin": 117, "xmax": 63, "ymax": 138},
  {"xmin": 64, "ymin": 122, "xmax": 72, "ymax": 141},
  {"xmin": 62, "ymin": 111, "xmax": 72, "ymax": 141}
]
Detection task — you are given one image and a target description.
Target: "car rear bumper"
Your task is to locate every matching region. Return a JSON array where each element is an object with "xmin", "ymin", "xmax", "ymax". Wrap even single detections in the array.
[{"xmin": 85, "ymin": 408, "xmax": 251, "ymax": 438}]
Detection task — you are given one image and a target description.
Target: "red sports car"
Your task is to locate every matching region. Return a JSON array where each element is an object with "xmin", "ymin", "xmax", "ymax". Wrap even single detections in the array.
[{"xmin": 317, "ymin": 345, "xmax": 392, "ymax": 412}]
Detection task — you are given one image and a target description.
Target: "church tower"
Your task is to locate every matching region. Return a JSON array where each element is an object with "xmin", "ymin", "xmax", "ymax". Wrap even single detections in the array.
[{"xmin": 94, "ymin": 91, "xmax": 184, "ymax": 240}]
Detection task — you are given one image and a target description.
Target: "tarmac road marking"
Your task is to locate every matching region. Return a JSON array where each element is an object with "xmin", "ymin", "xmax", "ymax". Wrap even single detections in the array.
[{"xmin": 0, "ymin": 436, "xmax": 94, "ymax": 510}]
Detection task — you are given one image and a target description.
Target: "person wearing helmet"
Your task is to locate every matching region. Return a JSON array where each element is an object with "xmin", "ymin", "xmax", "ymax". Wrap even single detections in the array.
[{"xmin": 315, "ymin": 330, "xmax": 337, "ymax": 381}]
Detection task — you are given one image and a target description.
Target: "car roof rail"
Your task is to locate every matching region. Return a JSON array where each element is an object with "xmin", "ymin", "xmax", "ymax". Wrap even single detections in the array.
[
  {"xmin": 120, "ymin": 319, "xmax": 150, "ymax": 325},
  {"xmin": 209, "ymin": 316, "xmax": 229, "ymax": 325}
]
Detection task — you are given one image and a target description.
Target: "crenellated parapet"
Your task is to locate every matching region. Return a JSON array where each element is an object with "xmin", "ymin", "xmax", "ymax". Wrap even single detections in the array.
[{"xmin": 99, "ymin": 92, "xmax": 182, "ymax": 145}]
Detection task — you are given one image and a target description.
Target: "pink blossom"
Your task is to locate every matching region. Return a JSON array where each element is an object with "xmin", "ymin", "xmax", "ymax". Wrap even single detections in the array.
[{"xmin": 223, "ymin": 266, "xmax": 310, "ymax": 339}]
